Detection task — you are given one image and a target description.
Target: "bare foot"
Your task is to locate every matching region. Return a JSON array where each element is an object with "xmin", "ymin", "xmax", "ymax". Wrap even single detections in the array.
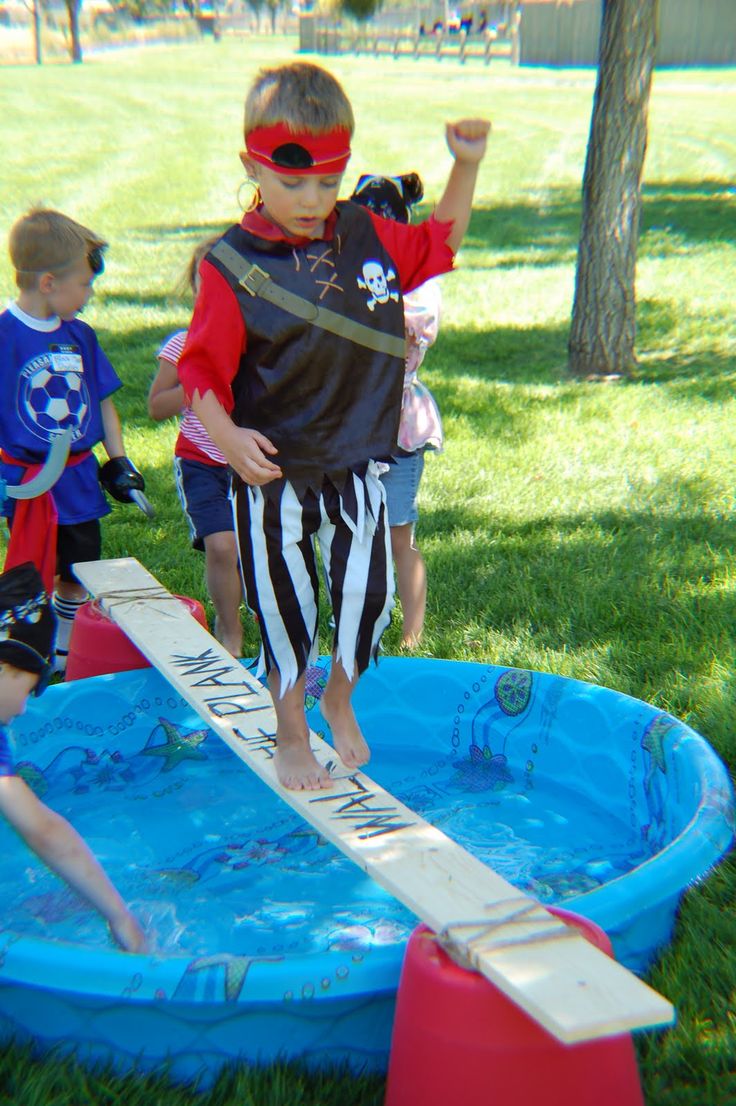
[
  {"xmin": 213, "ymin": 619, "xmax": 243, "ymax": 658},
  {"xmin": 320, "ymin": 695, "xmax": 370, "ymax": 771},
  {"xmin": 275, "ymin": 734, "xmax": 333, "ymax": 791},
  {"xmin": 109, "ymin": 910, "xmax": 147, "ymax": 953}
]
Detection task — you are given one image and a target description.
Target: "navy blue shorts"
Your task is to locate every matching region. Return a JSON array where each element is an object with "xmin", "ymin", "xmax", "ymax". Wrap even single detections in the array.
[
  {"xmin": 380, "ymin": 451, "xmax": 425, "ymax": 527},
  {"xmin": 57, "ymin": 519, "xmax": 102, "ymax": 583},
  {"xmin": 6, "ymin": 515, "xmax": 102, "ymax": 585},
  {"xmin": 174, "ymin": 458, "xmax": 234, "ymax": 551}
]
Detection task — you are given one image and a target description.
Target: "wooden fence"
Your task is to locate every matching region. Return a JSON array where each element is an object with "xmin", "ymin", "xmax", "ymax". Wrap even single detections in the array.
[
  {"xmin": 305, "ymin": 20, "xmax": 518, "ymax": 65},
  {"xmin": 303, "ymin": 0, "xmax": 735, "ymax": 68}
]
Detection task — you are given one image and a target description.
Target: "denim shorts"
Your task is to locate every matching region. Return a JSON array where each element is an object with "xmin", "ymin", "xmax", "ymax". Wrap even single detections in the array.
[
  {"xmin": 174, "ymin": 457, "xmax": 234, "ymax": 551},
  {"xmin": 380, "ymin": 450, "xmax": 425, "ymax": 527}
]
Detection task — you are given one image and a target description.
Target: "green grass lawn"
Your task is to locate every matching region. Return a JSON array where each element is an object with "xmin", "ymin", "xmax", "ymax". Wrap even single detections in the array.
[{"xmin": 1, "ymin": 37, "xmax": 735, "ymax": 1106}]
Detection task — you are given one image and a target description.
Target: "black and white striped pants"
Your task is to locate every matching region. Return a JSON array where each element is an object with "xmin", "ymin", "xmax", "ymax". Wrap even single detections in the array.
[{"xmin": 233, "ymin": 465, "xmax": 394, "ymax": 692}]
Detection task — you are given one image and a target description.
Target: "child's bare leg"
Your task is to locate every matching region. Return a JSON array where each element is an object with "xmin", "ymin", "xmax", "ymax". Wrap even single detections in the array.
[
  {"xmin": 320, "ymin": 661, "xmax": 370, "ymax": 771},
  {"xmin": 391, "ymin": 523, "xmax": 427, "ymax": 648},
  {"xmin": 268, "ymin": 669, "xmax": 332, "ymax": 791},
  {"xmin": 204, "ymin": 531, "xmax": 243, "ymax": 656}
]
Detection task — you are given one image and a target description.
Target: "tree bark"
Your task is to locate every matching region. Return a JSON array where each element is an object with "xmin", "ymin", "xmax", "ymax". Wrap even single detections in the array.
[
  {"xmin": 568, "ymin": 0, "xmax": 658, "ymax": 378},
  {"xmin": 21, "ymin": 0, "xmax": 43, "ymax": 64},
  {"xmin": 65, "ymin": 0, "xmax": 83, "ymax": 62},
  {"xmin": 33, "ymin": 0, "xmax": 43, "ymax": 64}
]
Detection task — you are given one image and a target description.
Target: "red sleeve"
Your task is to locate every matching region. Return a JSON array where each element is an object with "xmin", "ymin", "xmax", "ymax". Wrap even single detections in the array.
[
  {"xmin": 178, "ymin": 261, "xmax": 246, "ymax": 414},
  {"xmin": 368, "ymin": 213, "xmax": 455, "ymax": 295}
]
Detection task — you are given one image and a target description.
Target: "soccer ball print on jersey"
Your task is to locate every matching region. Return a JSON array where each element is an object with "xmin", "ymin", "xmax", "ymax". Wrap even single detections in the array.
[{"xmin": 19, "ymin": 360, "xmax": 91, "ymax": 443}]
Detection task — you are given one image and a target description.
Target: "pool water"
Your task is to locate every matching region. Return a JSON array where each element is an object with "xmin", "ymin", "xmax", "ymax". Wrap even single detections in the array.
[{"xmin": 1, "ymin": 718, "xmax": 648, "ymax": 958}]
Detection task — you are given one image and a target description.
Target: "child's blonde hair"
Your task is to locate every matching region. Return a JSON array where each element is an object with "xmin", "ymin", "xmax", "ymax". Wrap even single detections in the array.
[
  {"xmin": 244, "ymin": 62, "xmax": 354, "ymax": 139},
  {"xmin": 9, "ymin": 208, "xmax": 107, "ymax": 291}
]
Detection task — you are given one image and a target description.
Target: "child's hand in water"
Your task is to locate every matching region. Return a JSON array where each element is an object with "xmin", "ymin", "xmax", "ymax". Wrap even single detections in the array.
[{"xmin": 109, "ymin": 910, "xmax": 147, "ymax": 953}]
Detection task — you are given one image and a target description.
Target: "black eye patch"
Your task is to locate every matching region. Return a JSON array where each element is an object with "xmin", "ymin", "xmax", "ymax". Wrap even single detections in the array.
[
  {"xmin": 88, "ymin": 246, "xmax": 105, "ymax": 276},
  {"xmin": 271, "ymin": 142, "xmax": 315, "ymax": 169}
]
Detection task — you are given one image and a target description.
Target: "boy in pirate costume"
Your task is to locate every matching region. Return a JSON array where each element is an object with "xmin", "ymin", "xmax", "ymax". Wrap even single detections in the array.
[
  {"xmin": 0, "ymin": 562, "xmax": 145, "ymax": 951},
  {"xmin": 179, "ymin": 62, "xmax": 489, "ymax": 791},
  {"xmin": 0, "ymin": 208, "xmax": 146, "ymax": 672}
]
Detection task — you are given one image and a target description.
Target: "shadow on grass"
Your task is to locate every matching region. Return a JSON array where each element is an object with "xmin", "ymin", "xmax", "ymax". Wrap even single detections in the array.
[
  {"xmin": 431, "ymin": 320, "xmax": 570, "ymax": 388},
  {"xmin": 97, "ymin": 309, "xmax": 735, "ymax": 442},
  {"xmin": 421, "ymin": 474, "xmax": 736, "ymax": 748},
  {"xmin": 640, "ymin": 178, "xmax": 735, "ymax": 246},
  {"xmin": 99, "ymin": 291, "xmax": 185, "ymax": 311},
  {"xmin": 453, "ymin": 194, "xmax": 581, "ymax": 270},
  {"xmin": 132, "ymin": 222, "xmax": 230, "ymax": 240},
  {"xmin": 449, "ymin": 177, "xmax": 733, "ymax": 270},
  {"xmin": 431, "ymin": 307, "xmax": 734, "ymax": 397}
]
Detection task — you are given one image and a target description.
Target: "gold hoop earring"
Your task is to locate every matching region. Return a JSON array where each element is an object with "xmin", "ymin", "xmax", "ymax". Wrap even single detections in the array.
[{"xmin": 237, "ymin": 178, "xmax": 261, "ymax": 214}]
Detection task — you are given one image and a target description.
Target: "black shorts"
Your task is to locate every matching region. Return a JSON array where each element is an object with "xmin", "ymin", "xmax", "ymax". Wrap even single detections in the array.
[{"xmin": 57, "ymin": 520, "xmax": 102, "ymax": 583}]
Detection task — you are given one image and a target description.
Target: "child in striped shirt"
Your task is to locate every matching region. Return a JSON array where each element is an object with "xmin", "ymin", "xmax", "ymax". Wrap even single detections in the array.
[{"xmin": 148, "ymin": 239, "xmax": 243, "ymax": 656}]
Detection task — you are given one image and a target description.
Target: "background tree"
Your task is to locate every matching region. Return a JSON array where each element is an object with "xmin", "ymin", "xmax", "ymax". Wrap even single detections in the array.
[
  {"xmin": 21, "ymin": 0, "xmax": 44, "ymax": 63},
  {"xmin": 339, "ymin": 0, "xmax": 382, "ymax": 21},
  {"xmin": 245, "ymin": 0, "xmax": 264, "ymax": 30},
  {"xmin": 64, "ymin": 0, "xmax": 83, "ymax": 61},
  {"xmin": 568, "ymin": 0, "xmax": 658, "ymax": 378},
  {"xmin": 264, "ymin": 0, "xmax": 284, "ymax": 33},
  {"xmin": 116, "ymin": 0, "xmax": 173, "ymax": 21}
]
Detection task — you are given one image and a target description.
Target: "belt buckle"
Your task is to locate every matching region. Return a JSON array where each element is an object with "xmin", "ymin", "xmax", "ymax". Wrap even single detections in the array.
[{"xmin": 240, "ymin": 264, "xmax": 270, "ymax": 297}]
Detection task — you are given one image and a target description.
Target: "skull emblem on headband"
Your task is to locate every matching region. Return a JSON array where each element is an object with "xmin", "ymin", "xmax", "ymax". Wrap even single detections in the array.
[{"xmin": 357, "ymin": 260, "xmax": 399, "ymax": 312}]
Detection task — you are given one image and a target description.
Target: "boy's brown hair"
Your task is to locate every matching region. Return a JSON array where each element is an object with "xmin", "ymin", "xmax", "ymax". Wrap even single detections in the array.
[
  {"xmin": 244, "ymin": 62, "xmax": 355, "ymax": 139},
  {"xmin": 9, "ymin": 208, "xmax": 107, "ymax": 291}
]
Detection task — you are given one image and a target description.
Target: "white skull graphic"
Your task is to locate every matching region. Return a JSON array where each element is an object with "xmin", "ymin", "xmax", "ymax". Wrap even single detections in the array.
[{"xmin": 357, "ymin": 259, "xmax": 399, "ymax": 311}]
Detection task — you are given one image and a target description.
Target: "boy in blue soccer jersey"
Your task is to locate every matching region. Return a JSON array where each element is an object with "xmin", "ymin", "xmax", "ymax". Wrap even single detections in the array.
[{"xmin": 0, "ymin": 208, "xmax": 146, "ymax": 671}]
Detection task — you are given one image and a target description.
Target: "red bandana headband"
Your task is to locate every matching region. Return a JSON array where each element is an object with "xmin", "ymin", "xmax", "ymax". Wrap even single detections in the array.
[{"xmin": 245, "ymin": 123, "xmax": 352, "ymax": 176}]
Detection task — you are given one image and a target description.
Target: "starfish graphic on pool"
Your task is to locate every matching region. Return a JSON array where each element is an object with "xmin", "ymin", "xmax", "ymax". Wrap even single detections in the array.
[{"xmin": 141, "ymin": 717, "xmax": 209, "ymax": 772}]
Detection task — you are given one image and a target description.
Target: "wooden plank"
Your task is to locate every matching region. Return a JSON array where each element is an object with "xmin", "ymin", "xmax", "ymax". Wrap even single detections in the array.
[{"xmin": 74, "ymin": 557, "xmax": 675, "ymax": 1044}]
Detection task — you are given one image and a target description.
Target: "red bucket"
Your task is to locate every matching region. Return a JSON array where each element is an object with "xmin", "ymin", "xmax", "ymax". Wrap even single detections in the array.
[
  {"xmin": 65, "ymin": 596, "xmax": 208, "ymax": 681},
  {"xmin": 384, "ymin": 907, "xmax": 645, "ymax": 1106}
]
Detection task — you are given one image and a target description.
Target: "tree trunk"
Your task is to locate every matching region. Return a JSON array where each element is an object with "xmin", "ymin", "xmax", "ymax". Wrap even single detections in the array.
[
  {"xmin": 568, "ymin": 0, "xmax": 658, "ymax": 379},
  {"xmin": 33, "ymin": 0, "xmax": 43, "ymax": 64},
  {"xmin": 65, "ymin": 0, "xmax": 83, "ymax": 62}
]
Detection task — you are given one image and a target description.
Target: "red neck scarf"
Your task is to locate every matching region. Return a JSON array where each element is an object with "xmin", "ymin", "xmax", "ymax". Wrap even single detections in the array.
[{"xmin": 2, "ymin": 450, "xmax": 90, "ymax": 593}]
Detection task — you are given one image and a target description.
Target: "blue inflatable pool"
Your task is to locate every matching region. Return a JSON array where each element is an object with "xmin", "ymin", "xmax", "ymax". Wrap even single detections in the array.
[{"xmin": 0, "ymin": 658, "xmax": 732, "ymax": 1084}]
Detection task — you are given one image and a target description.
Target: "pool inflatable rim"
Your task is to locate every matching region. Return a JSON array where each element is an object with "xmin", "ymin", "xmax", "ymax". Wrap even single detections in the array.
[{"xmin": 1, "ymin": 658, "xmax": 733, "ymax": 1004}]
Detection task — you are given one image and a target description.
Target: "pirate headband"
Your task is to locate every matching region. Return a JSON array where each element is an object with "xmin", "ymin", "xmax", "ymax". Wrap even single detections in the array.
[
  {"xmin": 245, "ymin": 124, "xmax": 352, "ymax": 176},
  {"xmin": 15, "ymin": 246, "xmax": 105, "ymax": 279}
]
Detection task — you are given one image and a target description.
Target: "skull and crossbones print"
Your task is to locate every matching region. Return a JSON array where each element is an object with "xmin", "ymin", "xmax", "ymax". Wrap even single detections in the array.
[{"xmin": 357, "ymin": 259, "xmax": 399, "ymax": 312}]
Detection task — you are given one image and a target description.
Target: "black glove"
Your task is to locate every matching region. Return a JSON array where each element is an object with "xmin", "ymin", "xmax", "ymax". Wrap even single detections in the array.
[{"xmin": 99, "ymin": 457, "xmax": 145, "ymax": 504}]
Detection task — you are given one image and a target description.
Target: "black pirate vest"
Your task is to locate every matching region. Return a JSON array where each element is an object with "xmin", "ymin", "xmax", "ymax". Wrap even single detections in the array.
[{"xmin": 206, "ymin": 203, "xmax": 406, "ymax": 485}]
